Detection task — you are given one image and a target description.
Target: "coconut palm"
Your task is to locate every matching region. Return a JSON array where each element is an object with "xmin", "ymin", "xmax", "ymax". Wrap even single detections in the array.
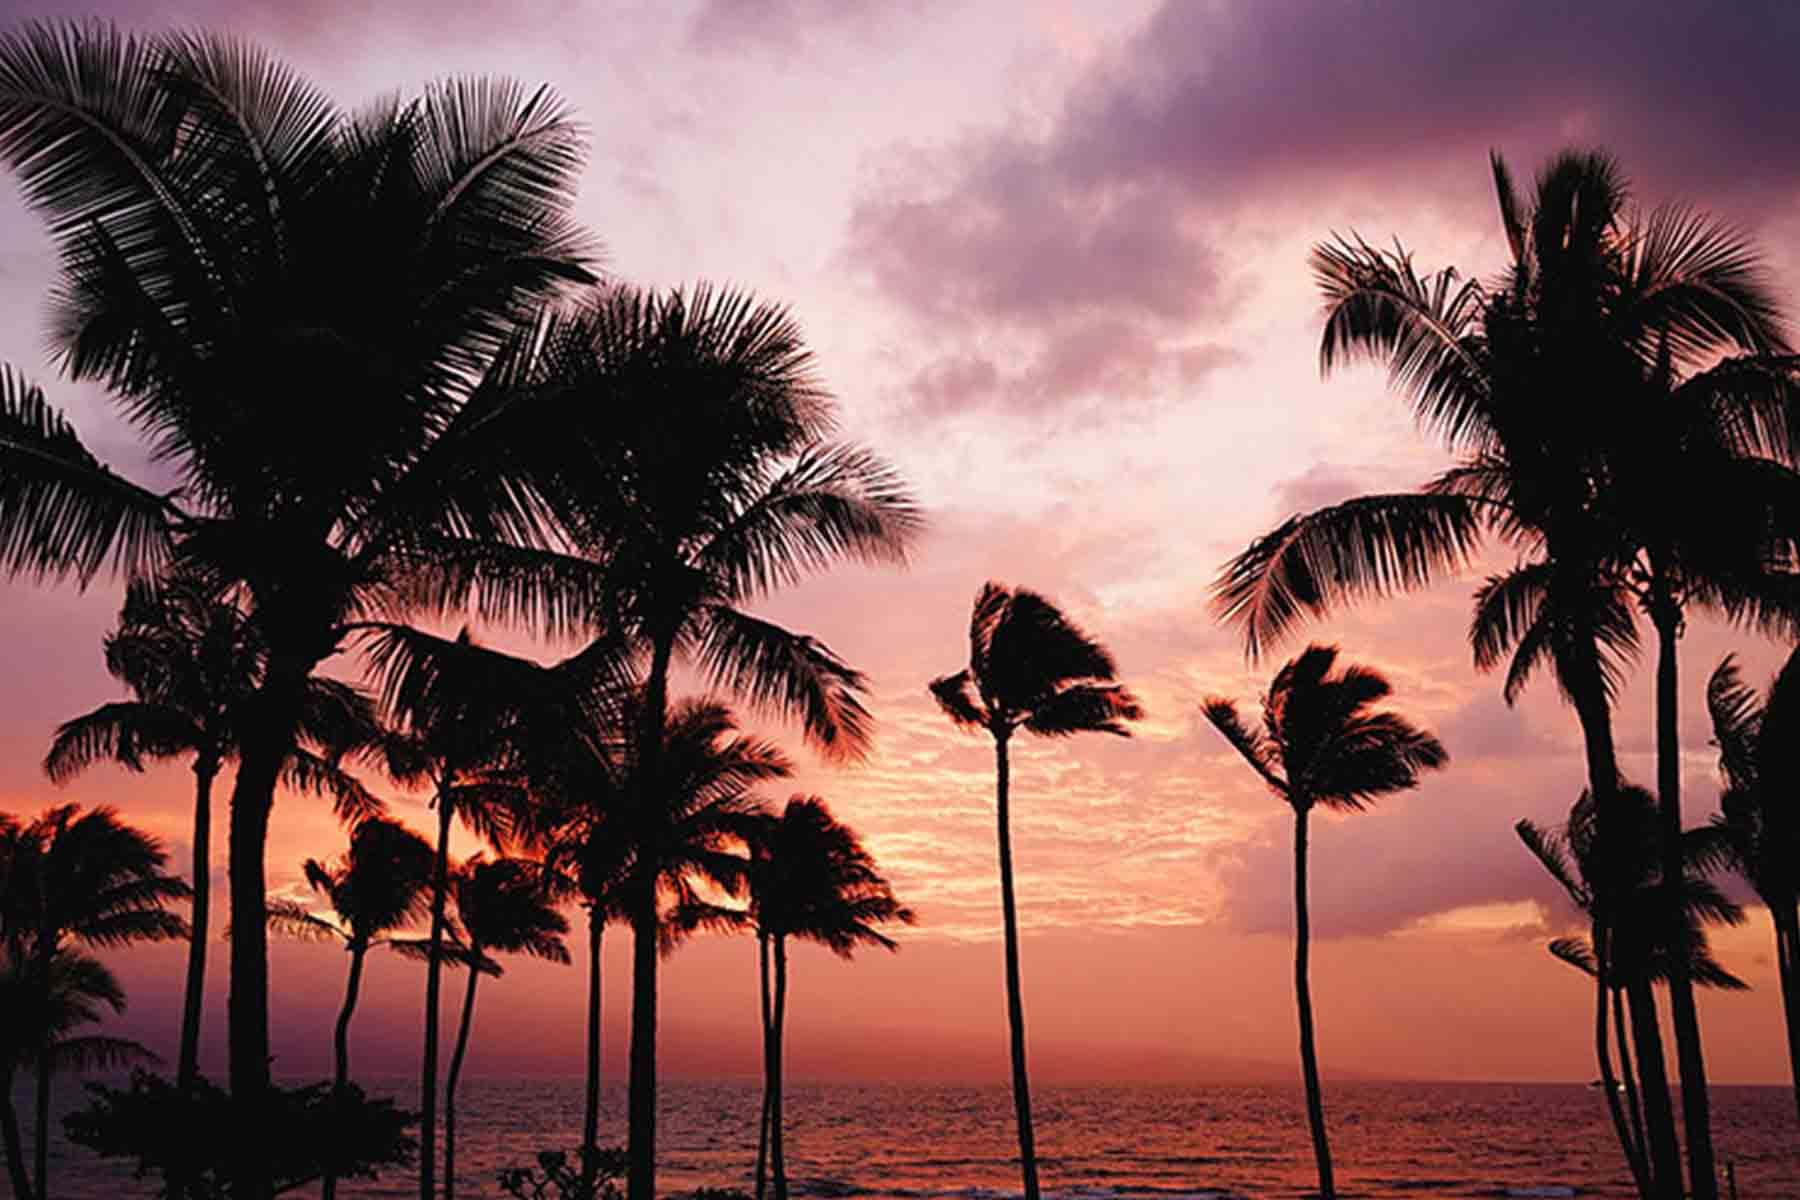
[
  {"xmin": 0, "ymin": 945, "xmax": 158, "ymax": 1200},
  {"xmin": 1204, "ymin": 646, "xmax": 1446, "ymax": 1200},
  {"xmin": 1705, "ymin": 651, "xmax": 1800, "ymax": 1120},
  {"xmin": 0, "ymin": 804, "xmax": 189, "ymax": 1200},
  {"xmin": 1213, "ymin": 149, "xmax": 1797, "ymax": 1198},
  {"xmin": 441, "ymin": 856, "xmax": 570, "ymax": 1199},
  {"xmin": 0, "ymin": 30, "xmax": 597, "ymax": 1197},
  {"xmin": 930, "ymin": 583, "xmax": 1141, "ymax": 1200},
  {"xmin": 45, "ymin": 572, "xmax": 383, "ymax": 1093}
]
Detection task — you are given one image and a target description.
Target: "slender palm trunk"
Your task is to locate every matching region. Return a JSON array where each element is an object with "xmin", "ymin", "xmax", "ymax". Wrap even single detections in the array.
[
  {"xmin": 991, "ymin": 730, "xmax": 1041, "ymax": 1200},
  {"xmin": 32, "ymin": 1040, "xmax": 50, "ymax": 1200},
  {"xmin": 180, "ymin": 758, "xmax": 217, "ymax": 1091},
  {"xmin": 228, "ymin": 654, "xmax": 310, "ymax": 1200},
  {"xmin": 420, "ymin": 783, "xmax": 456, "ymax": 1200},
  {"xmin": 1626, "ymin": 977, "xmax": 1684, "ymax": 1197},
  {"xmin": 1, "ymin": 1066, "xmax": 30, "ymax": 1200},
  {"xmin": 444, "ymin": 953, "xmax": 482, "ymax": 1200},
  {"xmin": 756, "ymin": 932, "xmax": 772, "ymax": 1200},
  {"xmin": 1774, "ymin": 906, "xmax": 1800, "ymax": 1125},
  {"xmin": 1650, "ymin": 594, "xmax": 1718, "ymax": 1200},
  {"xmin": 323, "ymin": 941, "xmax": 368, "ymax": 1200},
  {"xmin": 771, "ymin": 936, "xmax": 790, "ymax": 1200},
  {"xmin": 1615, "ymin": 985, "xmax": 1650, "ymax": 1192},
  {"xmin": 583, "ymin": 907, "xmax": 603, "ymax": 1168},
  {"xmin": 627, "ymin": 635, "xmax": 673, "ymax": 1200},
  {"xmin": 1594, "ymin": 930, "xmax": 1649, "ymax": 1196},
  {"xmin": 1291, "ymin": 803, "xmax": 1335, "ymax": 1200}
]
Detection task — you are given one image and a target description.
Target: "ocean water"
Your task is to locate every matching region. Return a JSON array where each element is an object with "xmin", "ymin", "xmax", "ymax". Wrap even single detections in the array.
[{"xmin": 14, "ymin": 1078, "xmax": 1797, "ymax": 1199}]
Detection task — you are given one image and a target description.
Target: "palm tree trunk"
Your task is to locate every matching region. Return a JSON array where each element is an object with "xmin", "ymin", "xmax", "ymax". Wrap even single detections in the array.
[
  {"xmin": 1292, "ymin": 803, "xmax": 1336, "ymax": 1200},
  {"xmin": 227, "ymin": 653, "xmax": 310, "ymax": 1200},
  {"xmin": 771, "ymin": 935, "xmax": 789, "ymax": 1200},
  {"xmin": 323, "ymin": 941, "xmax": 368, "ymax": 1200},
  {"xmin": 1626, "ymin": 976, "xmax": 1684, "ymax": 1197},
  {"xmin": 444, "ymin": 954, "xmax": 482, "ymax": 1200},
  {"xmin": 1774, "ymin": 905, "xmax": 1800, "ymax": 1125},
  {"xmin": 756, "ymin": 932, "xmax": 772, "ymax": 1200},
  {"xmin": 1594, "ymin": 930, "xmax": 1649, "ymax": 1196},
  {"xmin": 420, "ymin": 782, "xmax": 456, "ymax": 1200},
  {"xmin": 32, "ymin": 1039, "xmax": 50, "ymax": 1200},
  {"xmin": 627, "ymin": 633, "xmax": 674, "ymax": 1200},
  {"xmin": 991, "ymin": 731, "xmax": 1041, "ymax": 1200},
  {"xmin": 1615, "ymin": 985, "xmax": 1650, "ymax": 1192},
  {"xmin": 1650, "ymin": 594, "xmax": 1718, "ymax": 1200},
  {"xmin": 179, "ymin": 757, "xmax": 217, "ymax": 1092},
  {"xmin": 0, "ymin": 1067, "xmax": 31, "ymax": 1200},
  {"xmin": 583, "ymin": 906, "xmax": 603, "ymax": 1170}
]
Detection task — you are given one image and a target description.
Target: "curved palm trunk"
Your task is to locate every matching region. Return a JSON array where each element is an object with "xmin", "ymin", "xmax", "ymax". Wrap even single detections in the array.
[
  {"xmin": 991, "ymin": 732, "xmax": 1041, "ymax": 1200},
  {"xmin": 1291, "ymin": 803, "xmax": 1335, "ymax": 1200},
  {"xmin": 1650, "ymin": 596, "xmax": 1718, "ymax": 1200},
  {"xmin": 1625, "ymin": 976, "xmax": 1683, "ymax": 1197},
  {"xmin": 1594, "ymin": 930, "xmax": 1649, "ymax": 1196},
  {"xmin": 771, "ymin": 936, "xmax": 790, "ymax": 1200},
  {"xmin": 1614, "ymin": 984, "xmax": 1650, "ymax": 1193},
  {"xmin": 583, "ymin": 907, "xmax": 603, "ymax": 1171},
  {"xmin": 32, "ymin": 1039, "xmax": 50, "ymax": 1200},
  {"xmin": 1774, "ymin": 906, "xmax": 1800, "ymax": 1125},
  {"xmin": 627, "ymin": 635, "xmax": 674, "ymax": 1200},
  {"xmin": 1, "ymin": 1066, "xmax": 30, "ymax": 1200},
  {"xmin": 420, "ymin": 784, "xmax": 456, "ymax": 1200},
  {"xmin": 444, "ymin": 952, "xmax": 482, "ymax": 1200},
  {"xmin": 756, "ymin": 932, "xmax": 773, "ymax": 1200},
  {"xmin": 323, "ymin": 940, "xmax": 369, "ymax": 1200},
  {"xmin": 179, "ymin": 758, "xmax": 218, "ymax": 1091}
]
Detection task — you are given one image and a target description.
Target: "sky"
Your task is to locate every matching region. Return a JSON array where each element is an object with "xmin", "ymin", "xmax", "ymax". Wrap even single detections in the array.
[{"xmin": 2, "ymin": 0, "xmax": 1800, "ymax": 1087}]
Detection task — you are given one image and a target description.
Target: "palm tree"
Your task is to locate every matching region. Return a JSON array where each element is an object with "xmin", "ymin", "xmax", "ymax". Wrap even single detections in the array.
[
  {"xmin": 1204, "ymin": 646, "xmax": 1446, "ymax": 1200},
  {"xmin": 45, "ymin": 572, "xmax": 383, "ymax": 1094},
  {"xmin": 1213, "ymin": 149, "xmax": 1796, "ymax": 1199},
  {"xmin": 0, "ymin": 804, "xmax": 189, "ymax": 1200},
  {"xmin": 1705, "ymin": 651, "xmax": 1800, "ymax": 1120},
  {"xmin": 0, "ymin": 945, "xmax": 158, "ymax": 1200},
  {"xmin": 930, "ymin": 583, "xmax": 1141, "ymax": 1200},
  {"xmin": 0, "ymin": 30, "xmax": 598, "ymax": 1197},
  {"xmin": 734, "ymin": 797, "xmax": 912, "ymax": 1200},
  {"xmin": 473, "ymin": 283, "xmax": 918, "ymax": 1200},
  {"xmin": 442, "ymin": 856, "xmax": 571, "ymax": 1200}
]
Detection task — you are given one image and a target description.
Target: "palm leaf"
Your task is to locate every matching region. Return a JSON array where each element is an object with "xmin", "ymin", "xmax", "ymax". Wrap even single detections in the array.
[{"xmin": 695, "ymin": 604, "xmax": 872, "ymax": 762}]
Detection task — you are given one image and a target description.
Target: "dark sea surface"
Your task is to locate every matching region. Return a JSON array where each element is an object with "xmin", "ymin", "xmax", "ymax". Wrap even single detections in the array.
[{"xmin": 15, "ymin": 1078, "xmax": 1797, "ymax": 1199}]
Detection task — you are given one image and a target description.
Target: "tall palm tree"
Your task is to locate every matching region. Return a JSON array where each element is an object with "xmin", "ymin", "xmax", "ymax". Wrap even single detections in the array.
[
  {"xmin": 930, "ymin": 583, "xmax": 1141, "ymax": 1200},
  {"xmin": 1705, "ymin": 651, "xmax": 1800, "ymax": 1120},
  {"xmin": 1519, "ymin": 786, "xmax": 1749, "ymax": 1196},
  {"xmin": 1213, "ymin": 149, "xmax": 1796, "ymax": 1199},
  {"xmin": 731, "ymin": 797, "xmax": 912, "ymax": 1200},
  {"xmin": 45, "ymin": 572, "xmax": 382, "ymax": 1093},
  {"xmin": 468, "ymin": 283, "xmax": 919, "ymax": 1200},
  {"xmin": 0, "ymin": 804, "xmax": 189, "ymax": 1200},
  {"xmin": 0, "ymin": 30, "xmax": 598, "ymax": 1196},
  {"xmin": 1204, "ymin": 646, "xmax": 1446, "ymax": 1200},
  {"xmin": 0, "ymin": 945, "xmax": 157, "ymax": 1200},
  {"xmin": 442, "ymin": 856, "xmax": 571, "ymax": 1200}
]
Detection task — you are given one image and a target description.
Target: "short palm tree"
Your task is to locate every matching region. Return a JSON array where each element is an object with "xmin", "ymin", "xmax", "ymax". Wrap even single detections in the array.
[
  {"xmin": 930, "ymin": 582, "xmax": 1141, "ymax": 1200},
  {"xmin": 0, "ymin": 945, "xmax": 157, "ymax": 1200},
  {"xmin": 1204, "ymin": 646, "xmax": 1446, "ymax": 1200},
  {"xmin": 45, "ymin": 572, "xmax": 382, "ymax": 1092},
  {"xmin": 0, "ymin": 31, "xmax": 598, "ymax": 1198},
  {"xmin": 1705, "ymin": 651, "xmax": 1800, "ymax": 1121},
  {"xmin": 0, "ymin": 804, "xmax": 189, "ymax": 1200},
  {"xmin": 267, "ymin": 815, "xmax": 436, "ymax": 1200},
  {"xmin": 442, "ymin": 856, "xmax": 571, "ymax": 1200}
]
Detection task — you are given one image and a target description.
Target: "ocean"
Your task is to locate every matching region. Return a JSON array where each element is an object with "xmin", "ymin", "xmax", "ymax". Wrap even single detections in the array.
[{"xmin": 14, "ymin": 1078, "xmax": 1797, "ymax": 1198}]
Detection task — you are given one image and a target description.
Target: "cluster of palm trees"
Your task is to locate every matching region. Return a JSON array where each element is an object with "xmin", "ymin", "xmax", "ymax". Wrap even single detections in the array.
[{"xmin": 1214, "ymin": 150, "xmax": 1800, "ymax": 1199}]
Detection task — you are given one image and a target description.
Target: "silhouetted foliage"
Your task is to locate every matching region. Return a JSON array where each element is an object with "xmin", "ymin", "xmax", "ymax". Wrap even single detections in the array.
[
  {"xmin": 64, "ymin": 1070, "xmax": 415, "ymax": 1198},
  {"xmin": 498, "ymin": 1147, "xmax": 627, "ymax": 1200}
]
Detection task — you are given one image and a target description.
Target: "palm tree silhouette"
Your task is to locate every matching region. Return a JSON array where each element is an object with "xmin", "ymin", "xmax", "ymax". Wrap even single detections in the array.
[
  {"xmin": 267, "ymin": 815, "xmax": 436, "ymax": 1200},
  {"xmin": 683, "ymin": 796, "xmax": 912, "ymax": 1200},
  {"xmin": 0, "ymin": 945, "xmax": 157, "ymax": 1200},
  {"xmin": 0, "ymin": 30, "xmax": 596, "ymax": 1195},
  {"xmin": 1705, "ymin": 651, "xmax": 1800, "ymax": 1121},
  {"xmin": 442, "ymin": 856, "xmax": 571, "ymax": 1200},
  {"xmin": 481, "ymin": 283, "xmax": 918, "ymax": 1200},
  {"xmin": 1213, "ymin": 149, "xmax": 1794, "ymax": 1198},
  {"xmin": 0, "ymin": 804, "xmax": 189, "ymax": 1200},
  {"xmin": 1204, "ymin": 646, "xmax": 1446, "ymax": 1200},
  {"xmin": 930, "ymin": 582, "xmax": 1140, "ymax": 1200},
  {"xmin": 45, "ymin": 572, "xmax": 381, "ymax": 1094}
]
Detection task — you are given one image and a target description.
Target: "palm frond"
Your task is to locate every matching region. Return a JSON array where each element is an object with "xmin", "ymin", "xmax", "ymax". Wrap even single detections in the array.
[
  {"xmin": 928, "ymin": 670, "xmax": 987, "ymax": 730},
  {"xmin": 1201, "ymin": 699, "xmax": 1286, "ymax": 796},
  {"xmin": 1023, "ymin": 683, "xmax": 1142, "ymax": 738},
  {"xmin": 1548, "ymin": 935, "xmax": 1597, "ymax": 976},
  {"xmin": 695, "ymin": 604, "xmax": 872, "ymax": 762}
]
